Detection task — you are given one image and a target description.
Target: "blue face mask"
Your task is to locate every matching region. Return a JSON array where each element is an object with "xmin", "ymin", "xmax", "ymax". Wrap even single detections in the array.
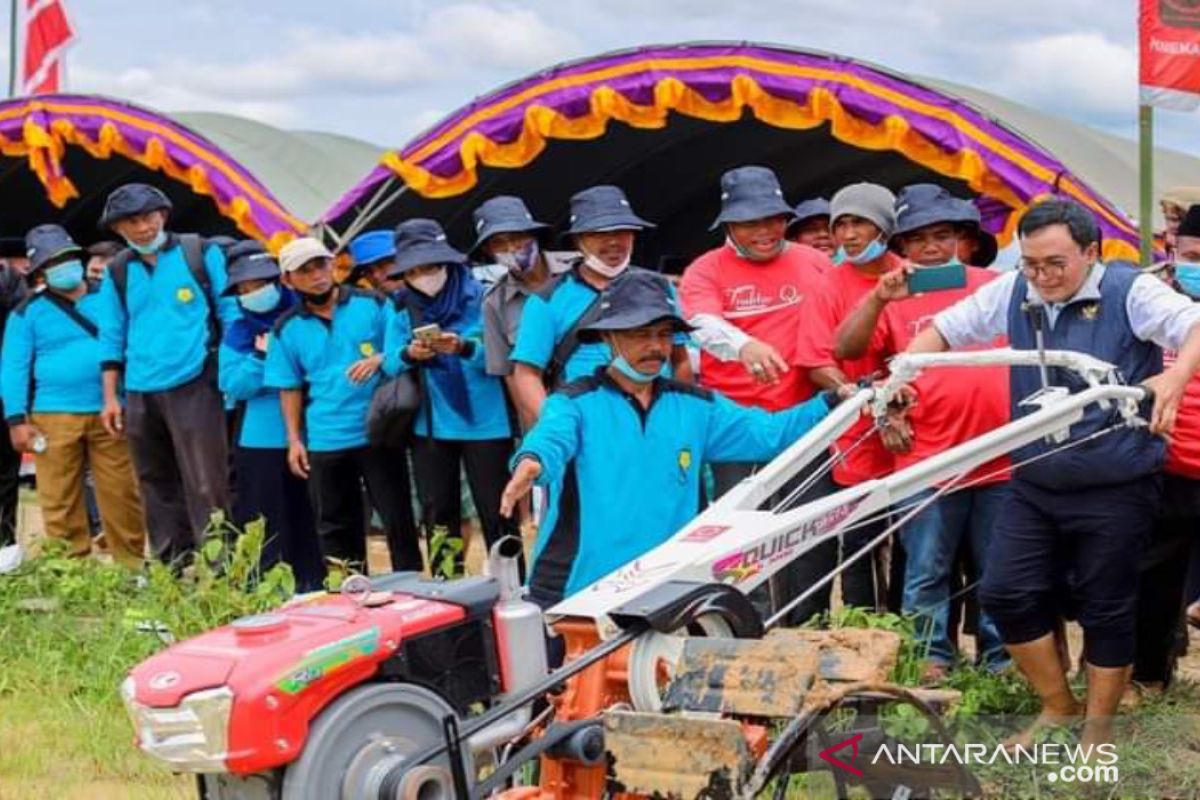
[
  {"xmin": 840, "ymin": 236, "xmax": 888, "ymax": 266},
  {"xmin": 45, "ymin": 259, "xmax": 84, "ymax": 291},
  {"xmin": 238, "ymin": 283, "xmax": 282, "ymax": 314},
  {"xmin": 127, "ymin": 230, "xmax": 167, "ymax": 256},
  {"xmin": 1176, "ymin": 262, "xmax": 1200, "ymax": 298},
  {"xmin": 611, "ymin": 354, "xmax": 657, "ymax": 384}
]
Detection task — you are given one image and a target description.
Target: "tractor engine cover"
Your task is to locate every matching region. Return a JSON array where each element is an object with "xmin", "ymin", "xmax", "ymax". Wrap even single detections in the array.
[{"xmin": 126, "ymin": 578, "xmax": 490, "ymax": 775}]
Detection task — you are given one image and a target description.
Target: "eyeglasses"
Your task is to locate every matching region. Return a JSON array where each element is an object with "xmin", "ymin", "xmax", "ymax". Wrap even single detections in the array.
[{"xmin": 1017, "ymin": 259, "xmax": 1070, "ymax": 279}]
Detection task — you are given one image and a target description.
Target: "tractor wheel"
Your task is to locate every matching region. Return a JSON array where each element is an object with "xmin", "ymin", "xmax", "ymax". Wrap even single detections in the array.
[{"xmin": 280, "ymin": 683, "xmax": 472, "ymax": 800}]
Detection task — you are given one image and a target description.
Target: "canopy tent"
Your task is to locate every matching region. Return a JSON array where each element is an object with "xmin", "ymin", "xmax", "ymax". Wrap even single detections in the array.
[
  {"xmin": 322, "ymin": 42, "xmax": 1200, "ymax": 269},
  {"xmin": 0, "ymin": 95, "xmax": 383, "ymax": 250}
]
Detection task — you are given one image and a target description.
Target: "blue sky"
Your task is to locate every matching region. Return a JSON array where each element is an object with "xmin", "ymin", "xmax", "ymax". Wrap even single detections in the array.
[{"xmin": 55, "ymin": 0, "xmax": 1199, "ymax": 157}]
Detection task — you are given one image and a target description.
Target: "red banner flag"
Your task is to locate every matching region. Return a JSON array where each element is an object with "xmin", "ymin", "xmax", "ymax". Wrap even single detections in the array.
[
  {"xmin": 1140, "ymin": 0, "xmax": 1200, "ymax": 110},
  {"xmin": 21, "ymin": 0, "xmax": 75, "ymax": 95}
]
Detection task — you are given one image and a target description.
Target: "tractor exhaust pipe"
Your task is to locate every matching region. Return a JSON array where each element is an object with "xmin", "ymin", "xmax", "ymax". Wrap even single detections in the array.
[{"xmin": 471, "ymin": 536, "xmax": 548, "ymax": 753}]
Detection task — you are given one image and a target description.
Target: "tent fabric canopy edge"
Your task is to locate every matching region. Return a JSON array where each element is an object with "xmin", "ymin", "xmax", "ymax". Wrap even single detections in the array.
[
  {"xmin": 0, "ymin": 94, "xmax": 308, "ymax": 250},
  {"xmin": 323, "ymin": 42, "xmax": 1145, "ymax": 263}
]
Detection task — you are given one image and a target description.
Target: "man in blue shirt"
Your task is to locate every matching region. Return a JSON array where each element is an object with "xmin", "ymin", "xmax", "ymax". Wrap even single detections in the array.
[
  {"xmin": 94, "ymin": 183, "xmax": 239, "ymax": 564},
  {"xmin": 500, "ymin": 271, "xmax": 843, "ymax": 607},
  {"xmin": 908, "ymin": 199, "xmax": 1200, "ymax": 748},
  {"xmin": 218, "ymin": 241, "xmax": 322, "ymax": 590},
  {"xmin": 508, "ymin": 185, "xmax": 692, "ymax": 425},
  {"xmin": 2, "ymin": 225, "xmax": 145, "ymax": 567},
  {"xmin": 265, "ymin": 237, "xmax": 420, "ymax": 573}
]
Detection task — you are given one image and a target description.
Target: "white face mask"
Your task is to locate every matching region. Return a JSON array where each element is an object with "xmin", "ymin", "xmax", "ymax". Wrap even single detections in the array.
[
  {"xmin": 408, "ymin": 267, "xmax": 448, "ymax": 297},
  {"xmin": 582, "ymin": 251, "xmax": 630, "ymax": 279}
]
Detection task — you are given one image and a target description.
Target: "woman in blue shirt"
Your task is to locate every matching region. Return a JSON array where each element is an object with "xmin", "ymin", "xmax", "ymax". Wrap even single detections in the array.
[
  {"xmin": 218, "ymin": 242, "xmax": 322, "ymax": 590},
  {"xmin": 1, "ymin": 225, "xmax": 145, "ymax": 567},
  {"xmin": 384, "ymin": 220, "xmax": 517, "ymax": 567}
]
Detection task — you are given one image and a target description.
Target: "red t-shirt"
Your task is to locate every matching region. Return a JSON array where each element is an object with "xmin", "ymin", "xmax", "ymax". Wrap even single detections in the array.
[
  {"xmin": 680, "ymin": 243, "xmax": 830, "ymax": 411},
  {"xmin": 795, "ymin": 256, "xmax": 905, "ymax": 485},
  {"xmin": 878, "ymin": 268, "xmax": 1011, "ymax": 486},
  {"xmin": 1165, "ymin": 350, "xmax": 1200, "ymax": 479}
]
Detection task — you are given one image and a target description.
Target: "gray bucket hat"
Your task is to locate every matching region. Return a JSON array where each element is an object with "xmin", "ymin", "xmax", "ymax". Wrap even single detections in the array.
[
  {"xmin": 393, "ymin": 219, "xmax": 467, "ymax": 275},
  {"xmin": 25, "ymin": 224, "xmax": 84, "ymax": 273},
  {"xmin": 565, "ymin": 186, "xmax": 654, "ymax": 234},
  {"xmin": 710, "ymin": 166, "xmax": 794, "ymax": 230},
  {"xmin": 583, "ymin": 270, "xmax": 693, "ymax": 334},
  {"xmin": 471, "ymin": 196, "xmax": 549, "ymax": 253}
]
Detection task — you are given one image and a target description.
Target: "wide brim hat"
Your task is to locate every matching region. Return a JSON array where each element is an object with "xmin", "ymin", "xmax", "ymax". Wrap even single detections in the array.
[
  {"xmin": 98, "ymin": 183, "xmax": 173, "ymax": 230},
  {"xmin": 471, "ymin": 195, "xmax": 550, "ymax": 254},
  {"xmin": 25, "ymin": 224, "xmax": 84, "ymax": 273},
  {"xmin": 564, "ymin": 185, "xmax": 655, "ymax": 235},
  {"xmin": 393, "ymin": 218, "xmax": 467, "ymax": 275},
  {"xmin": 221, "ymin": 241, "xmax": 281, "ymax": 295},
  {"xmin": 582, "ymin": 270, "xmax": 694, "ymax": 334},
  {"xmin": 710, "ymin": 165, "xmax": 794, "ymax": 230}
]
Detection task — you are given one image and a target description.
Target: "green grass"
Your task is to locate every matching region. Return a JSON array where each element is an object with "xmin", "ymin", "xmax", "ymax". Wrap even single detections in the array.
[
  {"xmin": 0, "ymin": 516, "xmax": 294, "ymax": 799},
  {"xmin": 4, "ymin": 532, "xmax": 1200, "ymax": 799}
]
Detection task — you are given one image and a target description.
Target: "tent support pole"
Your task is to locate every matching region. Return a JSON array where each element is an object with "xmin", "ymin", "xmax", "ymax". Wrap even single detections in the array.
[
  {"xmin": 1138, "ymin": 103, "xmax": 1154, "ymax": 268},
  {"xmin": 336, "ymin": 175, "xmax": 404, "ymax": 248}
]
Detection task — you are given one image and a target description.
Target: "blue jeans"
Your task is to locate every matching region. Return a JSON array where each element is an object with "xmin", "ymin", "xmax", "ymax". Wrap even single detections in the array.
[{"xmin": 899, "ymin": 484, "xmax": 1009, "ymax": 670}]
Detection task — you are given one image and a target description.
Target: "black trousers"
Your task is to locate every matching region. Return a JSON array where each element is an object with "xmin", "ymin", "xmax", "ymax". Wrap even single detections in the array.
[
  {"xmin": 307, "ymin": 445, "xmax": 420, "ymax": 572},
  {"xmin": 233, "ymin": 447, "xmax": 325, "ymax": 592},
  {"xmin": 1133, "ymin": 474, "xmax": 1200, "ymax": 685},
  {"xmin": 411, "ymin": 437, "xmax": 517, "ymax": 563},
  {"xmin": 125, "ymin": 368, "xmax": 230, "ymax": 564},
  {"xmin": 710, "ymin": 459, "xmax": 886, "ymax": 625},
  {"xmin": 0, "ymin": 414, "xmax": 19, "ymax": 547},
  {"xmin": 981, "ymin": 476, "xmax": 1159, "ymax": 668}
]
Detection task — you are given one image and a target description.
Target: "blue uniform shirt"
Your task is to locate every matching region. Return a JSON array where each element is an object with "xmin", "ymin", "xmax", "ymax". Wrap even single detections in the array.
[
  {"xmin": 1, "ymin": 291, "xmax": 105, "ymax": 422},
  {"xmin": 514, "ymin": 373, "xmax": 834, "ymax": 601},
  {"xmin": 264, "ymin": 288, "xmax": 388, "ymax": 452},
  {"xmin": 219, "ymin": 342, "xmax": 287, "ymax": 449},
  {"xmin": 383, "ymin": 302, "xmax": 512, "ymax": 441},
  {"xmin": 96, "ymin": 236, "xmax": 239, "ymax": 392},
  {"xmin": 510, "ymin": 268, "xmax": 684, "ymax": 383}
]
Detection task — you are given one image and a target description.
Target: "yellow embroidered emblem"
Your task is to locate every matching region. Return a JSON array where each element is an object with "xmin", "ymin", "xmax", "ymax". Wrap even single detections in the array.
[
  {"xmin": 176, "ymin": 287, "xmax": 195, "ymax": 303},
  {"xmin": 1080, "ymin": 303, "xmax": 1100, "ymax": 321},
  {"xmin": 359, "ymin": 342, "xmax": 376, "ymax": 356},
  {"xmin": 677, "ymin": 449, "xmax": 692, "ymax": 482}
]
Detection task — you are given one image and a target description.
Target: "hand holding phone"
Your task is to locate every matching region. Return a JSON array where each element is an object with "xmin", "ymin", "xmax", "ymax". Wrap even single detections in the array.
[{"xmin": 906, "ymin": 264, "xmax": 967, "ymax": 294}]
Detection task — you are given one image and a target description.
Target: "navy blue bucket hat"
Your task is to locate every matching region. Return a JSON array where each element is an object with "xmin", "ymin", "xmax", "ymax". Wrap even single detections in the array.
[
  {"xmin": 583, "ymin": 270, "xmax": 693, "ymax": 334},
  {"xmin": 25, "ymin": 224, "xmax": 84, "ymax": 273},
  {"xmin": 893, "ymin": 184, "xmax": 976, "ymax": 237},
  {"xmin": 893, "ymin": 184, "xmax": 998, "ymax": 265},
  {"xmin": 221, "ymin": 241, "xmax": 280, "ymax": 295},
  {"xmin": 393, "ymin": 219, "xmax": 467, "ymax": 275},
  {"xmin": 787, "ymin": 197, "xmax": 831, "ymax": 229},
  {"xmin": 710, "ymin": 165, "xmax": 794, "ymax": 230},
  {"xmin": 98, "ymin": 183, "xmax": 172, "ymax": 230},
  {"xmin": 471, "ymin": 196, "xmax": 549, "ymax": 253},
  {"xmin": 565, "ymin": 186, "xmax": 654, "ymax": 235}
]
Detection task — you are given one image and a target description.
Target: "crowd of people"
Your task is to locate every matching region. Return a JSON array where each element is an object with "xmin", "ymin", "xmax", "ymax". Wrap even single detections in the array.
[{"xmin": 1, "ymin": 168, "xmax": 1200, "ymax": 749}]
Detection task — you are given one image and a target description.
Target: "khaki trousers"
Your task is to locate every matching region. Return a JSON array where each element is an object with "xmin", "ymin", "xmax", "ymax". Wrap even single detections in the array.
[{"xmin": 30, "ymin": 412, "xmax": 146, "ymax": 568}]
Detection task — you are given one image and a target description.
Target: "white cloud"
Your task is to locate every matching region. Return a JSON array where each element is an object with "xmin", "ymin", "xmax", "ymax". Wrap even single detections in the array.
[
  {"xmin": 426, "ymin": 4, "xmax": 581, "ymax": 70},
  {"xmin": 999, "ymin": 32, "xmax": 1137, "ymax": 117}
]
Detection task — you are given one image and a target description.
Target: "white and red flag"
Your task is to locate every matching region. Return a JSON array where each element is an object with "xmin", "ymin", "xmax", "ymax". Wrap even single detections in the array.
[{"xmin": 21, "ymin": 0, "xmax": 75, "ymax": 95}]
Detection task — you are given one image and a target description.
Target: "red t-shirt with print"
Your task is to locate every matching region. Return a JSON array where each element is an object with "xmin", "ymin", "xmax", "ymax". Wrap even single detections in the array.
[
  {"xmin": 878, "ymin": 267, "xmax": 1011, "ymax": 486},
  {"xmin": 680, "ymin": 243, "xmax": 830, "ymax": 411},
  {"xmin": 795, "ymin": 256, "xmax": 905, "ymax": 486}
]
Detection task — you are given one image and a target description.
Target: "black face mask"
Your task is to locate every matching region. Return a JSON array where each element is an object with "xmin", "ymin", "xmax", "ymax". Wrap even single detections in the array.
[{"xmin": 298, "ymin": 287, "xmax": 335, "ymax": 306}]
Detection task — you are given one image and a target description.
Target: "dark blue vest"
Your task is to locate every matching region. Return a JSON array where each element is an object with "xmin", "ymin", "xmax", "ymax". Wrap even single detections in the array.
[{"xmin": 1007, "ymin": 262, "xmax": 1164, "ymax": 490}]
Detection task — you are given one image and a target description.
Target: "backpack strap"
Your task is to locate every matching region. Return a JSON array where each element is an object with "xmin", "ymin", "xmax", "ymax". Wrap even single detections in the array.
[
  {"xmin": 544, "ymin": 289, "xmax": 605, "ymax": 389},
  {"xmin": 107, "ymin": 249, "xmax": 133, "ymax": 309},
  {"xmin": 42, "ymin": 291, "xmax": 98, "ymax": 338}
]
